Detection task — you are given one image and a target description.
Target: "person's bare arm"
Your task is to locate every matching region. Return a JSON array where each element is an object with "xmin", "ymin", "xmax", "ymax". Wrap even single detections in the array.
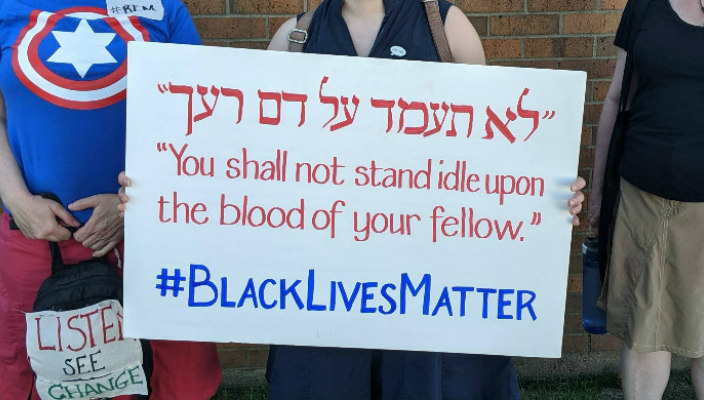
[
  {"xmin": 444, "ymin": 6, "xmax": 485, "ymax": 65},
  {"xmin": 589, "ymin": 49, "xmax": 630, "ymax": 236},
  {"xmin": 0, "ymin": 91, "xmax": 78, "ymax": 241}
]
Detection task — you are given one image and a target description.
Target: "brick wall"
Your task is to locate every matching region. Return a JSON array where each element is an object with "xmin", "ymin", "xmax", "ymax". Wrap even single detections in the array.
[{"xmin": 180, "ymin": 0, "xmax": 628, "ymax": 374}]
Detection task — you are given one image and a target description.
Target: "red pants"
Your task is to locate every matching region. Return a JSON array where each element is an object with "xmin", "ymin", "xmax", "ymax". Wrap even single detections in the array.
[{"xmin": 0, "ymin": 213, "xmax": 222, "ymax": 400}]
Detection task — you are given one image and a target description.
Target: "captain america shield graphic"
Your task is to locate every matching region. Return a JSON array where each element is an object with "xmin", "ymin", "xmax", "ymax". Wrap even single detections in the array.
[{"xmin": 12, "ymin": 7, "xmax": 150, "ymax": 110}]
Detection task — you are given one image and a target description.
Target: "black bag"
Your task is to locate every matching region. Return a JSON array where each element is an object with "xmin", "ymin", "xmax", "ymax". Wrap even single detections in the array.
[
  {"xmin": 33, "ymin": 241, "xmax": 124, "ymax": 312},
  {"xmin": 31, "ymin": 241, "xmax": 153, "ymax": 399},
  {"xmin": 597, "ymin": 0, "xmax": 650, "ymax": 280}
]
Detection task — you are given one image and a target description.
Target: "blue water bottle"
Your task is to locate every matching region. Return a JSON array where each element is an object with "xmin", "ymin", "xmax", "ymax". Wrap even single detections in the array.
[{"xmin": 582, "ymin": 237, "xmax": 607, "ymax": 334}]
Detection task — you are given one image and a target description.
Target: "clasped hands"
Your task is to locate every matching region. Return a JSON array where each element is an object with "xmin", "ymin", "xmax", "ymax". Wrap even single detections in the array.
[{"xmin": 8, "ymin": 192, "xmax": 122, "ymax": 257}]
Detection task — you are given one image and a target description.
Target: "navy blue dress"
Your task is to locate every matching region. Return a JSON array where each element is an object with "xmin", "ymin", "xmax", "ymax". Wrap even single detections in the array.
[
  {"xmin": 267, "ymin": 1, "xmax": 521, "ymax": 399},
  {"xmin": 302, "ymin": 0, "xmax": 451, "ymax": 60}
]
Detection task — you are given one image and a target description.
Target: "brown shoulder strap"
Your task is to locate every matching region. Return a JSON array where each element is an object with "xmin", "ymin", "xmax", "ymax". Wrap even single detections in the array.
[
  {"xmin": 287, "ymin": 9, "xmax": 316, "ymax": 52},
  {"xmin": 423, "ymin": 0, "xmax": 454, "ymax": 63}
]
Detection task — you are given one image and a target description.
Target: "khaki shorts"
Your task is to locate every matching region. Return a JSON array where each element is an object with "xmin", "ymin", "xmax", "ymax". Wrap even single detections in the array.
[{"xmin": 598, "ymin": 179, "xmax": 704, "ymax": 357}]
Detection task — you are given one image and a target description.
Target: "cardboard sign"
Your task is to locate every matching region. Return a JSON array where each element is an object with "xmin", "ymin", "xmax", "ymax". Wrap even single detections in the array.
[
  {"xmin": 124, "ymin": 42, "xmax": 586, "ymax": 357},
  {"xmin": 26, "ymin": 300, "xmax": 147, "ymax": 399}
]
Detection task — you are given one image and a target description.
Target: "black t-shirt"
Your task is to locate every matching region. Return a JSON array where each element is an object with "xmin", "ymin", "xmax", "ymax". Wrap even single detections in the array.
[{"xmin": 616, "ymin": 0, "xmax": 704, "ymax": 201}]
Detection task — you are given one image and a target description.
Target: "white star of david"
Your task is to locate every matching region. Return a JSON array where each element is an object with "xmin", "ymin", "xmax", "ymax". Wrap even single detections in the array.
[{"xmin": 47, "ymin": 19, "xmax": 117, "ymax": 78}]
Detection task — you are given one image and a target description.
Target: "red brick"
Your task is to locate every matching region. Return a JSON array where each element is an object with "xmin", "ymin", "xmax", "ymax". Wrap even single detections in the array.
[
  {"xmin": 563, "ymin": 13, "xmax": 622, "ymax": 34},
  {"xmin": 230, "ymin": 41, "xmax": 268, "ymax": 49},
  {"xmin": 202, "ymin": 40, "xmax": 231, "ymax": 47},
  {"xmin": 580, "ymin": 209, "xmax": 589, "ymax": 228},
  {"xmin": 596, "ymin": 35, "xmax": 619, "ymax": 56},
  {"xmin": 592, "ymin": 81, "xmax": 611, "ymax": 102},
  {"xmin": 581, "ymin": 125, "xmax": 593, "ymax": 146},
  {"xmin": 269, "ymin": 17, "xmax": 293, "ymax": 39},
  {"xmin": 571, "ymin": 244, "xmax": 586, "ymax": 270},
  {"xmin": 523, "ymin": 38, "xmax": 553, "ymax": 58},
  {"xmin": 569, "ymin": 254, "xmax": 582, "ymax": 275},
  {"xmin": 583, "ymin": 192, "xmax": 594, "ymax": 213},
  {"xmin": 591, "ymin": 334, "xmax": 622, "ymax": 351},
  {"xmin": 183, "ymin": 0, "xmax": 225, "ymax": 15},
  {"xmin": 602, "ymin": 0, "xmax": 628, "ymax": 10},
  {"xmin": 248, "ymin": 348, "xmax": 270, "ymax": 368},
  {"xmin": 234, "ymin": 0, "xmax": 303, "ymax": 14},
  {"xmin": 573, "ymin": 215, "xmax": 590, "ymax": 233},
  {"xmin": 579, "ymin": 167, "xmax": 593, "ymax": 188},
  {"xmin": 563, "ymin": 334, "xmax": 589, "ymax": 353},
  {"xmin": 566, "ymin": 293, "xmax": 583, "ymax": 314},
  {"xmin": 567, "ymin": 273, "xmax": 583, "ymax": 293},
  {"xmin": 490, "ymin": 15, "xmax": 560, "ymax": 36},
  {"xmin": 217, "ymin": 343, "xmax": 253, "ymax": 350},
  {"xmin": 567, "ymin": 37, "xmax": 596, "ymax": 57},
  {"xmin": 571, "ymin": 233, "xmax": 587, "ymax": 255},
  {"xmin": 528, "ymin": 0, "xmax": 597, "ymax": 11},
  {"xmin": 217, "ymin": 349, "xmax": 248, "ymax": 368},
  {"xmin": 491, "ymin": 59, "xmax": 559, "ymax": 69},
  {"xmin": 579, "ymin": 144, "xmax": 596, "ymax": 167},
  {"xmin": 524, "ymin": 37, "xmax": 593, "ymax": 58},
  {"xmin": 584, "ymin": 82, "xmax": 592, "ymax": 104},
  {"xmin": 564, "ymin": 314, "xmax": 584, "ymax": 335},
  {"xmin": 483, "ymin": 38, "xmax": 521, "ymax": 60},
  {"xmin": 309, "ymin": 0, "xmax": 324, "ymax": 10},
  {"xmin": 561, "ymin": 58, "xmax": 616, "ymax": 79},
  {"xmin": 583, "ymin": 103, "xmax": 602, "ymax": 125},
  {"xmin": 469, "ymin": 16, "xmax": 489, "ymax": 37},
  {"xmin": 195, "ymin": 17, "xmax": 266, "ymax": 39},
  {"xmin": 455, "ymin": 0, "xmax": 522, "ymax": 13}
]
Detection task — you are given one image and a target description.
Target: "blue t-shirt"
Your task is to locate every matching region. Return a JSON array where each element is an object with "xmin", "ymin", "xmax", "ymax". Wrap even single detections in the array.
[
  {"xmin": 302, "ymin": 0, "xmax": 451, "ymax": 61},
  {"xmin": 0, "ymin": 0, "xmax": 200, "ymax": 222}
]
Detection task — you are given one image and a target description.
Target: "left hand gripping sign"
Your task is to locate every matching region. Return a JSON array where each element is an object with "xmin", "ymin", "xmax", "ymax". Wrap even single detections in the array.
[{"xmin": 26, "ymin": 300, "xmax": 148, "ymax": 400}]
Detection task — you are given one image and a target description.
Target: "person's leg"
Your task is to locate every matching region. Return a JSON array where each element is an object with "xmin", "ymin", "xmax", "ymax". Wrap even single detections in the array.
[
  {"xmin": 148, "ymin": 340, "xmax": 222, "ymax": 400},
  {"xmin": 267, "ymin": 345, "xmax": 372, "ymax": 400},
  {"xmin": 690, "ymin": 356, "xmax": 704, "ymax": 400},
  {"xmin": 621, "ymin": 343, "xmax": 671, "ymax": 400},
  {"xmin": 441, "ymin": 353, "xmax": 520, "ymax": 400},
  {"xmin": 0, "ymin": 213, "xmax": 50, "ymax": 400},
  {"xmin": 373, "ymin": 350, "xmax": 441, "ymax": 400}
]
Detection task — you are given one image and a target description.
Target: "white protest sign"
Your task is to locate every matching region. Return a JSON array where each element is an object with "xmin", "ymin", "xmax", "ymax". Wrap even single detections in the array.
[
  {"xmin": 26, "ymin": 300, "xmax": 147, "ymax": 400},
  {"xmin": 124, "ymin": 42, "xmax": 586, "ymax": 358}
]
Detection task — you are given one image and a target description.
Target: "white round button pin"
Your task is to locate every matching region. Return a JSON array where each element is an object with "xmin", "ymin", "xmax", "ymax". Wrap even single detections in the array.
[{"xmin": 390, "ymin": 45, "xmax": 407, "ymax": 57}]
